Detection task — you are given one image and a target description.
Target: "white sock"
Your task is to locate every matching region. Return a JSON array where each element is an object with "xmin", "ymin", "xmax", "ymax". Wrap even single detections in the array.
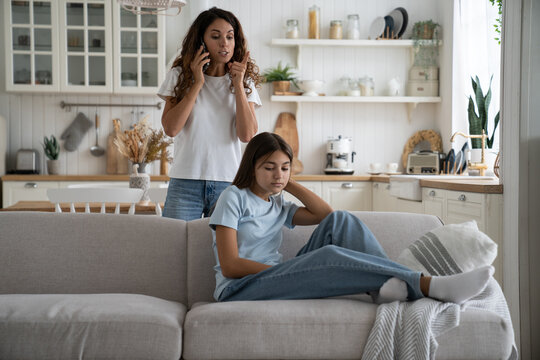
[
  {"xmin": 371, "ymin": 277, "xmax": 408, "ymax": 304},
  {"xmin": 428, "ymin": 265, "xmax": 494, "ymax": 304}
]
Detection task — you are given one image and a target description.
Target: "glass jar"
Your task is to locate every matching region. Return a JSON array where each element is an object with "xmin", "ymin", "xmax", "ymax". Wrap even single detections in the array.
[
  {"xmin": 329, "ymin": 20, "xmax": 343, "ymax": 40},
  {"xmin": 360, "ymin": 76, "xmax": 375, "ymax": 96},
  {"xmin": 347, "ymin": 78, "xmax": 361, "ymax": 96},
  {"xmin": 308, "ymin": 5, "xmax": 320, "ymax": 39},
  {"xmin": 286, "ymin": 19, "xmax": 299, "ymax": 39},
  {"xmin": 338, "ymin": 76, "xmax": 350, "ymax": 95},
  {"xmin": 346, "ymin": 14, "xmax": 360, "ymax": 40}
]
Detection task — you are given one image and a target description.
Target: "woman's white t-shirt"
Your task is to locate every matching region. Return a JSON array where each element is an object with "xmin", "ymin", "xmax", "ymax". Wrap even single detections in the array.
[{"xmin": 157, "ymin": 67, "xmax": 262, "ymax": 181}]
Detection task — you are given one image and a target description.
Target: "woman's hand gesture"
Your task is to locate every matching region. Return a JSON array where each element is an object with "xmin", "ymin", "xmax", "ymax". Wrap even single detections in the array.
[
  {"xmin": 228, "ymin": 51, "xmax": 249, "ymax": 89},
  {"xmin": 191, "ymin": 45, "xmax": 210, "ymax": 85}
]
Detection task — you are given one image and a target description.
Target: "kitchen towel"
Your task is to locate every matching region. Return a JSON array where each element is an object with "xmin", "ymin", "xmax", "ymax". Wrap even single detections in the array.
[{"xmin": 61, "ymin": 112, "xmax": 92, "ymax": 152}]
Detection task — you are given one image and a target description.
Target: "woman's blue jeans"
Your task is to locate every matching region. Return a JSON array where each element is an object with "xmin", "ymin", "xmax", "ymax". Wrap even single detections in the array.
[
  {"xmin": 162, "ymin": 178, "xmax": 230, "ymax": 221},
  {"xmin": 218, "ymin": 211, "xmax": 424, "ymax": 301}
]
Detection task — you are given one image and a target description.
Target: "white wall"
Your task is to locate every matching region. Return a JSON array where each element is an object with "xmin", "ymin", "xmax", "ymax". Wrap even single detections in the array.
[{"xmin": 0, "ymin": 0, "xmax": 444, "ymax": 175}]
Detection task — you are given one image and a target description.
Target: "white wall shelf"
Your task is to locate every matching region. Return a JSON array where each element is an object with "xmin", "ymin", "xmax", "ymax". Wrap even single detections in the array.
[
  {"xmin": 271, "ymin": 96, "xmax": 441, "ymax": 122},
  {"xmin": 270, "ymin": 96, "xmax": 441, "ymax": 103},
  {"xmin": 270, "ymin": 39, "xmax": 441, "ymax": 47}
]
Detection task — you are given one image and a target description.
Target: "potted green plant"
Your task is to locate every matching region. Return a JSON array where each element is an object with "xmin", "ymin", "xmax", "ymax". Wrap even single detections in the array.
[
  {"xmin": 411, "ymin": 20, "xmax": 441, "ymax": 67},
  {"xmin": 468, "ymin": 75, "xmax": 500, "ymax": 149},
  {"xmin": 43, "ymin": 135, "xmax": 61, "ymax": 175},
  {"xmin": 468, "ymin": 75, "xmax": 500, "ymax": 174},
  {"xmin": 262, "ymin": 62, "xmax": 297, "ymax": 94}
]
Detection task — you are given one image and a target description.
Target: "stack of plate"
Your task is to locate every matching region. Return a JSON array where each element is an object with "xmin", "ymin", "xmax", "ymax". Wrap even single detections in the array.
[{"xmin": 368, "ymin": 7, "xmax": 408, "ymax": 39}]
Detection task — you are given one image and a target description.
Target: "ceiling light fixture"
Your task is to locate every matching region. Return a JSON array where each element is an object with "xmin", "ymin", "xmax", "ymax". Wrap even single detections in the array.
[{"xmin": 117, "ymin": 0, "xmax": 187, "ymax": 15}]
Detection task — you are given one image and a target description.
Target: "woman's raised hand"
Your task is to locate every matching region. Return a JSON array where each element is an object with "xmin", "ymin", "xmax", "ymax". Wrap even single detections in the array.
[
  {"xmin": 191, "ymin": 45, "xmax": 210, "ymax": 84},
  {"xmin": 228, "ymin": 51, "xmax": 249, "ymax": 88}
]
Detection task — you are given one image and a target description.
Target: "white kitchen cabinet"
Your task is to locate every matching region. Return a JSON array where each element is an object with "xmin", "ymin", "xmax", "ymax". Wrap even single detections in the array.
[
  {"xmin": 4, "ymin": 0, "xmax": 165, "ymax": 94},
  {"xmin": 282, "ymin": 181, "xmax": 322, "ymax": 207},
  {"xmin": 282, "ymin": 181, "xmax": 371, "ymax": 211},
  {"xmin": 4, "ymin": 0, "xmax": 60, "ymax": 92},
  {"xmin": 2, "ymin": 180, "xmax": 59, "ymax": 207},
  {"xmin": 421, "ymin": 187, "xmax": 504, "ymax": 285},
  {"xmin": 372, "ymin": 182, "xmax": 394, "ymax": 211},
  {"xmin": 322, "ymin": 181, "xmax": 371, "ymax": 211}
]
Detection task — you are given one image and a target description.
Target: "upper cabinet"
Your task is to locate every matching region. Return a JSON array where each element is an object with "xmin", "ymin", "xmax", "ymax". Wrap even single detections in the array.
[
  {"xmin": 4, "ymin": 0, "xmax": 60, "ymax": 92},
  {"xmin": 4, "ymin": 0, "xmax": 166, "ymax": 94},
  {"xmin": 58, "ymin": 0, "xmax": 113, "ymax": 92}
]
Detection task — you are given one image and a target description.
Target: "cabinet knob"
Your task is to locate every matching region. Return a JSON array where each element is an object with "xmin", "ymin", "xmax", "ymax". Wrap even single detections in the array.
[
  {"xmin": 24, "ymin": 182, "xmax": 37, "ymax": 188},
  {"xmin": 458, "ymin": 194, "xmax": 467, "ymax": 201},
  {"xmin": 429, "ymin": 190, "xmax": 436, "ymax": 196},
  {"xmin": 374, "ymin": 183, "xmax": 379, "ymax": 188},
  {"xmin": 341, "ymin": 183, "xmax": 353, "ymax": 188}
]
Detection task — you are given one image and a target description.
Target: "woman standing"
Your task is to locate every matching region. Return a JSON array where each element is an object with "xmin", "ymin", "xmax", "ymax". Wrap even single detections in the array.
[{"xmin": 158, "ymin": 7, "xmax": 261, "ymax": 220}]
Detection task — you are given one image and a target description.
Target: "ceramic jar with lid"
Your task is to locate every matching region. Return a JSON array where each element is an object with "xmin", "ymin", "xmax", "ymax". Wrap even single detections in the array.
[
  {"xmin": 286, "ymin": 19, "xmax": 299, "ymax": 39},
  {"xmin": 346, "ymin": 14, "xmax": 360, "ymax": 39},
  {"xmin": 360, "ymin": 76, "xmax": 375, "ymax": 96},
  {"xmin": 329, "ymin": 20, "xmax": 343, "ymax": 39}
]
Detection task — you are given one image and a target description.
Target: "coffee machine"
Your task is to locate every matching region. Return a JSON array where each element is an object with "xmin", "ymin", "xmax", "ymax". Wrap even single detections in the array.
[{"xmin": 324, "ymin": 135, "xmax": 356, "ymax": 175}]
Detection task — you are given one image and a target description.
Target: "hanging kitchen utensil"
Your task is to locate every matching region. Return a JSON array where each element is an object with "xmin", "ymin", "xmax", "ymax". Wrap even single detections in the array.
[{"xmin": 90, "ymin": 110, "xmax": 105, "ymax": 157}]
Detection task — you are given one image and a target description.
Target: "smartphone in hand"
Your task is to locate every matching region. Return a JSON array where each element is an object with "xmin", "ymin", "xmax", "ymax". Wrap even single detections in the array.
[{"xmin": 201, "ymin": 39, "xmax": 210, "ymax": 72}]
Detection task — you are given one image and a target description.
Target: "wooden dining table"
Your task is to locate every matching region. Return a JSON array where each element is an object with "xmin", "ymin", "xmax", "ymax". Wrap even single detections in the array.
[{"xmin": 1, "ymin": 201, "xmax": 161, "ymax": 215}]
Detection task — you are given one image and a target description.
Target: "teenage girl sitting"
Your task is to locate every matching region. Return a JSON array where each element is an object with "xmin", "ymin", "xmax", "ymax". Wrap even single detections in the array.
[{"xmin": 210, "ymin": 132, "xmax": 493, "ymax": 304}]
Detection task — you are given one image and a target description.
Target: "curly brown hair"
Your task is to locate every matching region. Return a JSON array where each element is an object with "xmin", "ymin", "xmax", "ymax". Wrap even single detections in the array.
[{"xmin": 170, "ymin": 7, "xmax": 261, "ymax": 104}]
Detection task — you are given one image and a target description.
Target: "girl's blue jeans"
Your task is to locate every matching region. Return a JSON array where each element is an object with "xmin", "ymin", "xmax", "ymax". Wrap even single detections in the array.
[
  {"xmin": 162, "ymin": 178, "xmax": 230, "ymax": 221},
  {"xmin": 218, "ymin": 211, "xmax": 424, "ymax": 301}
]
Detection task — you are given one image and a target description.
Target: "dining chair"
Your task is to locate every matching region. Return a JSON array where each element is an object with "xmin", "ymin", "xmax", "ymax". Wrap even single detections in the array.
[
  {"xmin": 47, "ymin": 187, "xmax": 144, "ymax": 214},
  {"xmin": 147, "ymin": 187, "xmax": 168, "ymax": 216}
]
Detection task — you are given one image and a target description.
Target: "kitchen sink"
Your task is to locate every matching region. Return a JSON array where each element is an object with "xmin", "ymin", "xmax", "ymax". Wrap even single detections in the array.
[{"xmin": 388, "ymin": 175, "xmax": 496, "ymax": 201}]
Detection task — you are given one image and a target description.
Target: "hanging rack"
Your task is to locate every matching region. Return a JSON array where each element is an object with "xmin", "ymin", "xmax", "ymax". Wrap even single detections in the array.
[{"xmin": 60, "ymin": 101, "xmax": 162, "ymax": 112}]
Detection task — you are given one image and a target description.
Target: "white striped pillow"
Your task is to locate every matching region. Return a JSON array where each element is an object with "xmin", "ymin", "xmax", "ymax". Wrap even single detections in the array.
[{"xmin": 396, "ymin": 221, "xmax": 497, "ymax": 276}]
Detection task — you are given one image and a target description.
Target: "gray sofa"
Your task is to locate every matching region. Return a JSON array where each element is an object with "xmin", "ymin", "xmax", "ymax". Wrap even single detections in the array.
[{"xmin": 0, "ymin": 211, "xmax": 513, "ymax": 359}]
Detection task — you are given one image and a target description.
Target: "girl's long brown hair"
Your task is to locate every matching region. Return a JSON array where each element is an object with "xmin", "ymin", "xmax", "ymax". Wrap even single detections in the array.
[
  {"xmin": 171, "ymin": 7, "xmax": 261, "ymax": 104},
  {"xmin": 232, "ymin": 132, "xmax": 294, "ymax": 189}
]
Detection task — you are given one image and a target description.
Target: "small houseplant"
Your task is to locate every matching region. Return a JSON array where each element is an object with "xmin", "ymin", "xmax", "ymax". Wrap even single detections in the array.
[
  {"xmin": 411, "ymin": 20, "xmax": 441, "ymax": 67},
  {"xmin": 262, "ymin": 62, "xmax": 297, "ymax": 94},
  {"xmin": 43, "ymin": 135, "xmax": 61, "ymax": 175},
  {"xmin": 468, "ymin": 75, "xmax": 500, "ymax": 149}
]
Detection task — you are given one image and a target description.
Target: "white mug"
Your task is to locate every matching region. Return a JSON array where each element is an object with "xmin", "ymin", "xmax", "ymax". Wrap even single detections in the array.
[
  {"xmin": 333, "ymin": 158, "xmax": 347, "ymax": 169},
  {"xmin": 369, "ymin": 162, "xmax": 383, "ymax": 173},
  {"xmin": 386, "ymin": 162, "xmax": 399, "ymax": 173}
]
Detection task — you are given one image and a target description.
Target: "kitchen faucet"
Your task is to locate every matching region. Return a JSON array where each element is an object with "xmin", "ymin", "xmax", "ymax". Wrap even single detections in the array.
[{"xmin": 450, "ymin": 130, "xmax": 489, "ymax": 176}]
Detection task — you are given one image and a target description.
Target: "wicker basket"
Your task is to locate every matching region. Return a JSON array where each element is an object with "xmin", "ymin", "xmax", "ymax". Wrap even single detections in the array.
[{"xmin": 117, "ymin": 0, "xmax": 186, "ymax": 15}]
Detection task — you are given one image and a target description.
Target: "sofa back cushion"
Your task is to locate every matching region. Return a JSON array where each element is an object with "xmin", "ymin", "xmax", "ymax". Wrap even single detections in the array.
[
  {"xmin": 0, "ymin": 212, "xmax": 188, "ymax": 304},
  {"xmin": 186, "ymin": 211, "xmax": 442, "ymax": 306}
]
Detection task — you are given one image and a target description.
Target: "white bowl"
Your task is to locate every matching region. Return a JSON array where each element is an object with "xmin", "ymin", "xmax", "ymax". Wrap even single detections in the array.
[{"xmin": 297, "ymin": 80, "xmax": 324, "ymax": 96}]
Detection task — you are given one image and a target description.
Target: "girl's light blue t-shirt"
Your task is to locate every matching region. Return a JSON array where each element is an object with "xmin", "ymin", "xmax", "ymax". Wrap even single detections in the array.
[{"xmin": 209, "ymin": 185, "xmax": 299, "ymax": 300}]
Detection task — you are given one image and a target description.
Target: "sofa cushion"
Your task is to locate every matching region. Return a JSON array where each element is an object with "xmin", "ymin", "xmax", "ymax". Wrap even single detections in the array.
[
  {"xmin": 0, "ymin": 212, "xmax": 188, "ymax": 303},
  {"xmin": 0, "ymin": 294, "xmax": 186, "ymax": 360},
  {"xmin": 397, "ymin": 220, "xmax": 498, "ymax": 275},
  {"xmin": 183, "ymin": 300, "xmax": 513, "ymax": 360},
  {"xmin": 183, "ymin": 299, "xmax": 377, "ymax": 360}
]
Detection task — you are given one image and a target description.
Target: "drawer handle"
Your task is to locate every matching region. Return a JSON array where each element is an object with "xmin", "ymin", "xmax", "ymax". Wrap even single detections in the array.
[
  {"xmin": 386, "ymin": 184, "xmax": 391, "ymax": 190},
  {"xmin": 429, "ymin": 190, "xmax": 436, "ymax": 196},
  {"xmin": 458, "ymin": 194, "xmax": 467, "ymax": 201},
  {"xmin": 373, "ymin": 183, "xmax": 379, "ymax": 188},
  {"xmin": 24, "ymin": 182, "xmax": 37, "ymax": 188},
  {"xmin": 342, "ymin": 183, "xmax": 353, "ymax": 188}
]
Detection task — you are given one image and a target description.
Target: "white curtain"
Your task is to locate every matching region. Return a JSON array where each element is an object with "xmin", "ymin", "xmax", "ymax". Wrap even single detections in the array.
[{"xmin": 452, "ymin": 0, "xmax": 501, "ymax": 150}]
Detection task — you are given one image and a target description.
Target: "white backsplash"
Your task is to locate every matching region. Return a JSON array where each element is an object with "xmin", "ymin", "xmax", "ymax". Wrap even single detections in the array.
[{"xmin": 0, "ymin": 0, "xmax": 446, "ymax": 176}]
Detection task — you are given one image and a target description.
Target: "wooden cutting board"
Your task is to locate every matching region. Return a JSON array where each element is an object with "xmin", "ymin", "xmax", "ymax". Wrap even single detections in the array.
[
  {"xmin": 274, "ymin": 112, "xmax": 303, "ymax": 174},
  {"xmin": 106, "ymin": 119, "xmax": 128, "ymax": 174}
]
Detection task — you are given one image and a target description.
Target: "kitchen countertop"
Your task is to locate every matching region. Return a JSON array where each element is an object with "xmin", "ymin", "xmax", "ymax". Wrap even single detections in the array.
[
  {"xmin": 1, "ymin": 174, "xmax": 503, "ymax": 194},
  {"xmin": 0, "ymin": 201, "xmax": 159, "ymax": 214}
]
